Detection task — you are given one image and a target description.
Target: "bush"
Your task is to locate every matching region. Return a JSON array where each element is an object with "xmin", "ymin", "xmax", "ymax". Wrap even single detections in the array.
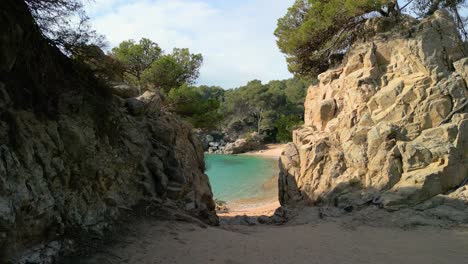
[{"xmin": 275, "ymin": 114, "xmax": 304, "ymax": 142}]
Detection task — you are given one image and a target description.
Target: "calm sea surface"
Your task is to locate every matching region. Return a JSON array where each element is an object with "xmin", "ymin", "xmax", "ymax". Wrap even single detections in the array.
[{"xmin": 205, "ymin": 154, "xmax": 279, "ymax": 203}]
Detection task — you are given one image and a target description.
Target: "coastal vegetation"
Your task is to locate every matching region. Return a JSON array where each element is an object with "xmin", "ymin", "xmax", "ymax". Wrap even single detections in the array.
[
  {"xmin": 111, "ymin": 39, "xmax": 203, "ymax": 93},
  {"xmin": 165, "ymin": 78, "xmax": 308, "ymax": 142},
  {"xmin": 108, "ymin": 39, "xmax": 310, "ymax": 142},
  {"xmin": 3, "ymin": 0, "xmax": 468, "ymax": 263},
  {"xmin": 27, "ymin": 0, "xmax": 468, "ymax": 144},
  {"xmin": 29, "ymin": 0, "xmax": 466, "ymax": 145},
  {"xmin": 275, "ymin": 0, "xmax": 468, "ymax": 78}
]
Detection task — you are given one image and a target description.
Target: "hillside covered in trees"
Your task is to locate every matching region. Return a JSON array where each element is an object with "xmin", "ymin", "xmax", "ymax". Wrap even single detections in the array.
[
  {"xmin": 107, "ymin": 38, "xmax": 310, "ymax": 144},
  {"xmin": 168, "ymin": 78, "xmax": 309, "ymax": 143},
  {"xmin": 20, "ymin": 0, "xmax": 311, "ymax": 146},
  {"xmin": 62, "ymin": 33, "xmax": 310, "ymax": 145}
]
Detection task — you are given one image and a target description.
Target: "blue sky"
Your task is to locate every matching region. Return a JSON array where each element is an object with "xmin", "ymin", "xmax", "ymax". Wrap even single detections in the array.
[{"xmin": 85, "ymin": 0, "xmax": 295, "ymax": 89}]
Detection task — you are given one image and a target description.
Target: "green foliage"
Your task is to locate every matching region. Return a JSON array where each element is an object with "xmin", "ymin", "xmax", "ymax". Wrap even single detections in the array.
[
  {"xmin": 221, "ymin": 78, "xmax": 308, "ymax": 142},
  {"xmin": 197, "ymin": 85, "xmax": 225, "ymax": 101},
  {"xmin": 26, "ymin": 0, "xmax": 106, "ymax": 53},
  {"xmin": 141, "ymin": 55, "xmax": 184, "ymax": 93},
  {"xmin": 112, "ymin": 38, "xmax": 203, "ymax": 93},
  {"xmin": 284, "ymin": 78, "xmax": 309, "ymax": 106},
  {"xmin": 275, "ymin": 114, "xmax": 304, "ymax": 142},
  {"xmin": 275, "ymin": 0, "xmax": 391, "ymax": 78},
  {"xmin": 167, "ymin": 85, "xmax": 223, "ymax": 130},
  {"xmin": 142, "ymin": 48, "xmax": 203, "ymax": 93},
  {"xmin": 171, "ymin": 48, "xmax": 204, "ymax": 86},
  {"xmin": 111, "ymin": 38, "xmax": 162, "ymax": 86},
  {"xmin": 275, "ymin": 0, "xmax": 468, "ymax": 78}
]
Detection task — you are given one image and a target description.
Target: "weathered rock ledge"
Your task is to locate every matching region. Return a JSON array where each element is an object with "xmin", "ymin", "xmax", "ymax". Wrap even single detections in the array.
[
  {"xmin": 279, "ymin": 11, "xmax": 468, "ymax": 223},
  {"xmin": 0, "ymin": 1, "xmax": 217, "ymax": 263},
  {"xmin": 198, "ymin": 130, "xmax": 263, "ymax": 154}
]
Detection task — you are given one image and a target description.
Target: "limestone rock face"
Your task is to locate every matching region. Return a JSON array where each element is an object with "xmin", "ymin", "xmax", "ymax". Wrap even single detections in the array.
[
  {"xmin": 0, "ymin": 1, "xmax": 217, "ymax": 262},
  {"xmin": 279, "ymin": 11, "xmax": 468, "ymax": 213}
]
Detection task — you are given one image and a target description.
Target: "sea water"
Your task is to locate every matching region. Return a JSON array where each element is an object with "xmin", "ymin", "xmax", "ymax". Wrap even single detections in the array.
[{"xmin": 205, "ymin": 154, "xmax": 279, "ymax": 204}]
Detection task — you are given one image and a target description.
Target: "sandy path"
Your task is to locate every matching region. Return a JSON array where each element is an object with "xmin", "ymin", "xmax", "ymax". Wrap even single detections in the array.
[{"xmin": 81, "ymin": 220, "xmax": 468, "ymax": 264}]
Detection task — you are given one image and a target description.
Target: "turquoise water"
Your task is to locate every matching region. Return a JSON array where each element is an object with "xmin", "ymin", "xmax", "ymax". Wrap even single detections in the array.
[{"xmin": 205, "ymin": 154, "xmax": 278, "ymax": 202}]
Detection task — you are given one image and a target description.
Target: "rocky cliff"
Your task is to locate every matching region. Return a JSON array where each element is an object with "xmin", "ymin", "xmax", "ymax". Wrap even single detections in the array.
[
  {"xmin": 0, "ymin": 1, "xmax": 217, "ymax": 263},
  {"xmin": 279, "ymin": 11, "xmax": 468, "ymax": 219}
]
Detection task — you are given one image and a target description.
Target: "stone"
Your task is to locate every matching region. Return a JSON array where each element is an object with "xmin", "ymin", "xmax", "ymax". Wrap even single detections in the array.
[
  {"xmin": 279, "ymin": 11, "xmax": 468, "ymax": 214},
  {"xmin": 215, "ymin": 200, "xmax": 229, "ymax": 213},
  {"xmin": 225, "ymin": 215, "xmax": 257, "ymax": 226},
  {"xmin": 209, "ymin": 141, "xmax": 220, "ymax": 147},
  {"xmin": 125, "ymin": 97, "xmax": 145, "ymax": 116},
  {"xmin": 319, "ymin": 99, "xmax": 337, "ymax": 123},
  {"xmin": 109, "ymin": 83, "xmax": 140, "ymax": 98},
  {"xmin": 0, "ymin": 2, "xmax": 218, "ymax": 262},
  {"xmin": 224, "ymin": 133, "xmax": 262, "ymax": 154},
  {"xmin": 454, "ymin": 58, "xmax": 468, "ymax": 80},
  {"xmin": 257, "ymin": 215, "xmax": 272, "ymax": 224},
  {"xmin": 205, "ymin": 134, "xmax": 214, "ymax": 143},
  {"xmin": 0, "ymin": 82, "xmax": 10, "ymax": 108}
]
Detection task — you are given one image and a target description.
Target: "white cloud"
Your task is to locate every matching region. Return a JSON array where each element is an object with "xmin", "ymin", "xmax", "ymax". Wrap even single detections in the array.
[{"xmin": 86, "ymin": 0, "xmax": 294, "ymax": 88}]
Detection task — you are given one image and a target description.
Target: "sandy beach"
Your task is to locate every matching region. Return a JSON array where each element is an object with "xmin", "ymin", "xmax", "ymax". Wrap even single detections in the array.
[
  {"xmin": 218, "ymin": 200, "xmax": 280, "ymax": 217},
  {"xmin": 217, "ymin": 144, "xmax": 285, "ymax": 217},
  {"xmin": 241, "ymin": 143, "xmax": 287, "ymax": 158},
  {"xmin": 218, "ymin": 176, "xmax": 280, "ymax": 217}
]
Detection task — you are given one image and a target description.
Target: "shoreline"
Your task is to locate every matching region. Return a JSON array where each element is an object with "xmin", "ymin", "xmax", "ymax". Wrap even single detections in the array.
[
  {"xmin": 219, "ymin": 143, "xmax": 285, "ymax": 217},
  {"xmin": 218, "ymin": 199, "xmax": 280, "ymax": 217},
  {"xmin": 241, "ymin": 143, "xmax": 287, "ymax": 158}
]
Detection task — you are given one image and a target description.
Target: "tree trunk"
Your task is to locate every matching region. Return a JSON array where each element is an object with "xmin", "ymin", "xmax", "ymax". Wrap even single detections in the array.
[{"xmin": 256, "ymin": 109, "xmax": 263, "ymax": 134}]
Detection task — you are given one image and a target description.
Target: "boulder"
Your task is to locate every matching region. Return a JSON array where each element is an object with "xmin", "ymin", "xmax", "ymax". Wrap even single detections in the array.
[
  {"xmin": 205, "ymin": 134, "xmax": 214, "ymax": 143},
  {"xmin": 224, "ymin": 138, "xmax": 257, "ymax": 154},
  {"xmin": 109, "ymin": 83, "xmax": 140, "ymax": 98},
  {"xmin": 125, "ymin": 97, "xmax": 145, "ymax": 116},
  {"xmin": 125, "ymin": 91, "xmax": 163, "ymax": 116},
  {"xmin": 209, "ymin": 141, "xmax": 220, "ymax": 147},
  {"xmin": 224, "ymin": 132, "xmax": 263, "ymax": 154}
]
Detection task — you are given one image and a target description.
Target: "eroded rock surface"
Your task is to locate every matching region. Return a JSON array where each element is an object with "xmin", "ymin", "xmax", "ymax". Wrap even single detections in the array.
[
  {"xmin": 279, "ymin": 11, "xmax": 468, "ymax": 218},
  {"xmin": 0, "ymin": 1, "xmax": 217, "ymax": 263}
]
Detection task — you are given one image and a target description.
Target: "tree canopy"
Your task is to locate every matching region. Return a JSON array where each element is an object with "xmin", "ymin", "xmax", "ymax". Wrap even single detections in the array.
[
  {"xmin": 25, "ymin": 0, "xmax": 106, "ymax": 52},
  {"xmin": 111, "ymin": 39, "xmax": 203, "ymax": 93},
  {"xmin": 275, "ymin": 0, "xmax": 468, "ymax": 78},
  {"xmin": 167, "ymin": 85, "xmax": 224, "ymax": 130},
  {"xmin": 111, "ymin": 38, "xmax": 162, "ymax": 86},
  {"xmin": 164, "ymin": 78, "xmax": 308, "ymax": 142},
  {"xmin": 221, "ymin": 78, "xmax": 308, "ymax": 142},
  {"xmin": 141, "ymin": 48, "xmax": 203, "ymax": 93}
]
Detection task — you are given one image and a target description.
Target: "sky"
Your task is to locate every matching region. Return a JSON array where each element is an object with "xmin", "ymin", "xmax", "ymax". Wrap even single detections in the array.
[{"xmin": 85, "ymin": 0, "xmax": 295, "ymax": 89}]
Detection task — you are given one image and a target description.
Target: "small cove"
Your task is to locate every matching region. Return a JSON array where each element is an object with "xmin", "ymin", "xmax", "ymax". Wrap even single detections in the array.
[{"xmin": 205, "ymin": 154, "xmax": 279, "ymax": 208}]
